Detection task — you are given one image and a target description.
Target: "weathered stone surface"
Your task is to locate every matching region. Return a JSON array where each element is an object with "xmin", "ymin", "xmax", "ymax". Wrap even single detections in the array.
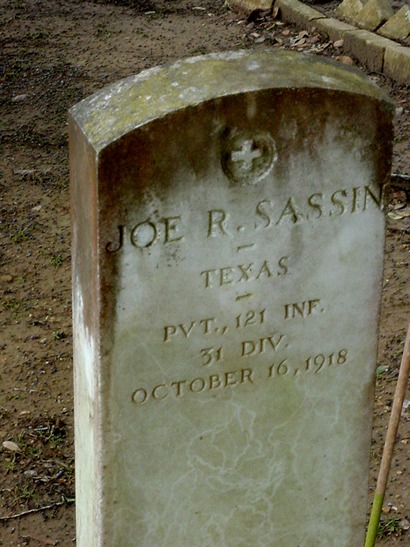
[
  {"xmin": 336, "ymin": 0, "xmax": 365, "ymax": 23},
  {"xmin": 378, "ymin": 5, "xmax": 410, "ymax": 41},
  {"xmin": 384, "ymin": 44, "xmax": 410, "ymax": 84},
  {"xmin": 70, "ymin": 50, "xmax": 393, "ymax": 546},
  {"xmin": 313, "ymin": 17, "xmax": 357, "ymax": 42},
  {"xmin": 276, "ymin": 0, "xmax": 326, "ymax": 28},
  {"xmin": 355, "ymin": 0, "xmax": 394, "ymax": 31},
  {"xmin": 343, "ymin": 29, "xmax": 394, "ymax": 71},
  {"xmin": 226, "ymin": 0, "xmax": 273, "ymax": 12}
]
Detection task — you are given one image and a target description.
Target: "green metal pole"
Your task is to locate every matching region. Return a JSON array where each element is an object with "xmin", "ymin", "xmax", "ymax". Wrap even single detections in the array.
[{"xmin": 364, "ymin": 323, "xmax": 410, "ymax": 547}]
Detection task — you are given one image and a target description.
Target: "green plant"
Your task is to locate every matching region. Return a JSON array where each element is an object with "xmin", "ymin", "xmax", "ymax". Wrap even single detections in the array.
[
  {"xmin": 50, "ymin": 253, "xmax": 63, "ymax": 267},
  {"xmin": 2, "ymin": 297, "xmax": 34, "ymax": 318},
  {"xmin": 5, "ymin": 459, "xmax": 17, "ymax": 473},
  {"xmin": 17, "ymin": 484, "xmax": 35, "ymax": 502},
  {"xmin": 11, "ymin": 229, "xmax": 28, "ymax": 243},
  {"xmin": 377, "ymin": 515, "xmax": 402, "ymax": 538},
  {"xmin": 376, "ymin": 365, "xmax": 389, "ymax": 376},
  {"xmin": 96, "ymin": 23, "xmax": 111, "ymax": 37}
]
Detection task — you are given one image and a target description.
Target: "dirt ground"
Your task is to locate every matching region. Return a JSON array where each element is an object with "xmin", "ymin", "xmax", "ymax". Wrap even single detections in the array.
[{"xmin": 0, "ymin": 0, "xmax": 409, "ymax": 545}]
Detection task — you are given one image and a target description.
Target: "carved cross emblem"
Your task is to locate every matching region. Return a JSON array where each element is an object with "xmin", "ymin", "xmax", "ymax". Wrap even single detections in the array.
[
  {"xmin": 230, "ymin": 139, "xmax": 262, "ymax": 171},
  {"xmin": 222, "ymin": 131, "xmax": 277, "ymax": 185}
]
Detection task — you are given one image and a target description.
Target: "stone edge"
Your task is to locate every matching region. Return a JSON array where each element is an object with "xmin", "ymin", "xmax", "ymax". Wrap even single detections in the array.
[{"xmin": 227, "ymin": 0, "xmax": 409, "ymax": 84}]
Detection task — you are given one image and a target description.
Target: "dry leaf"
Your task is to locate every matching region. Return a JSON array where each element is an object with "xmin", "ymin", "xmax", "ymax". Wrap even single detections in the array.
[
  {"xmin": 388, "ymin": 211, "xmax": 405, "ymax": 220},
  {"xmin": 333, "ymin": 39, "xmax": 344, "ymax": 48}
]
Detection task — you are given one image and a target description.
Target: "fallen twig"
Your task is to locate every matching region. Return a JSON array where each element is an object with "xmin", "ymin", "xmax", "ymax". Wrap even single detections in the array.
[
  {"xmin": 391, "ymin": 172, "xmax": 410, "ymax": 191},
  {"xmin": 0, "ymin": 496, "xmax": 74, "ymax": 521},
  {"xmin": 391, "ymin": 172, "xmax": 410, "ymax": 182}
]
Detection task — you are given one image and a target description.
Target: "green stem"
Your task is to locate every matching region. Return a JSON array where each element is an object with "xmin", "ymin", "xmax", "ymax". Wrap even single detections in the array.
[{"xmin": 365, "ymin": 492, "xmax": 384, "ymax": 547}]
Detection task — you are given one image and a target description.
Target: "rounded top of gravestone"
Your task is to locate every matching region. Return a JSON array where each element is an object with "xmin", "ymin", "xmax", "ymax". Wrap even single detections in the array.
[{"xmin": 70, "ymin": 50, "xmax": 394, "ymax": 152}]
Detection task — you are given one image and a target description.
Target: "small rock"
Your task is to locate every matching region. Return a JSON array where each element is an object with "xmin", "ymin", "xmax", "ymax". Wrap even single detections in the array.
[
  {"xmin": 355, "ymin": 0, "xmax": 394, "ymax": 32},
  {"xmin": 24, "ymin": 470, "xmax": 37, "ymax": 477},
  {"xmin": 337, "ymin": 55, "xmax": 354, "ymax": 65},
  {"xmin": 2, "ymin": 440, "xmax": 21, "ymax": 452},
  {"xmin": 399, "ymin": 518, "xmax": 410, "ymax": 531},
  {"xmin": 333, "ymin": 39, "xmax": 344, "ymax": 48},
  {"xmin": 336, "ymin": 0, "xmax": 365, "ymax": 23},
  {"xmin": 11, "ymin": 94, "xmax": 28, "ymax": 102},
  {"xmin": 31, "ymin": 205, "xmax": 43, "ymax": 213},
  {"xmin": 379, "ymin": 5, "xmax": 410, "ymax": 41},
  {"xmin": 14, "ymin": 168, "xmax": 35, "ymax": 175}
]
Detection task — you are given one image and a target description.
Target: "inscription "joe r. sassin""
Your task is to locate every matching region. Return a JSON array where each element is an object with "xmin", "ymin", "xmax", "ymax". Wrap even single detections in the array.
[{"xmin": 106, "ymin": 184, "xmax": 383, "ymax": 252}]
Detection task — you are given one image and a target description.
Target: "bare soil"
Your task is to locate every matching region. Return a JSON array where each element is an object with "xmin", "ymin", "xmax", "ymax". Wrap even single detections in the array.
[{"xmin": 0, "ymin": 1, "xmax": 409, "ymax": 545}]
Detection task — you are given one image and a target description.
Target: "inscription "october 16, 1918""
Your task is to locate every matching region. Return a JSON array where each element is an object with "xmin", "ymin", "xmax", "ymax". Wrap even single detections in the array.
[{"xmin": 131, "ymin": 348, "xmax": 349, "ymax": 405}]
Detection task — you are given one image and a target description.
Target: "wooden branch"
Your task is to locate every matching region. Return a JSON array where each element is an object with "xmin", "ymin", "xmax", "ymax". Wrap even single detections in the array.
[{"xmin": 365, "ymin": 322, "xmax": 410, "ymax": 547}]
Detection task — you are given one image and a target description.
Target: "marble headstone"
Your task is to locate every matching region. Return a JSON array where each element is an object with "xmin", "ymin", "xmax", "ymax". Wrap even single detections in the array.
[{"xmin": 69, "ymin": 50, "xmax": 393, "ymax": 546}]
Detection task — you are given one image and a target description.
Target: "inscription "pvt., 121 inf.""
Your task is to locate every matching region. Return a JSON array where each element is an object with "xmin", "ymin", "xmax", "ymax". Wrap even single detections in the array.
[{"xmin": 163, "ymin": 300, "xmax": 322, "ymax": 343}]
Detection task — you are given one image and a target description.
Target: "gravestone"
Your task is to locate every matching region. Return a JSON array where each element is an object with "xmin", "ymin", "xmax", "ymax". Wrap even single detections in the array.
[{"xmin": 69, "ymin": 50, "xmax": 393, "ymax": 546}]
